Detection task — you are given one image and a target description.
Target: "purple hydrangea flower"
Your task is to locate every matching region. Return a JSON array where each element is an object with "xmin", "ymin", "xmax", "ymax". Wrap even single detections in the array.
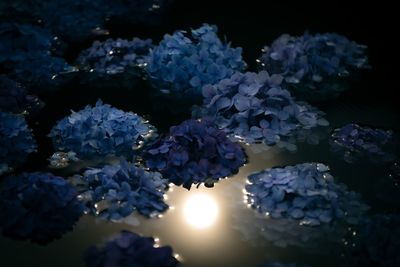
[
  {"xmin": 75, "ymin": 159, "xmax": 169, "ymax": 221},
  {"xmin": 144, "ymin": 119, "xmax": 247, "ymax": 189},
  {"xmin": 0, "ymin": 75, "xmax": 43, "ymax": 115},
  {"xmin": 85, "ymin": 230, "xmax": 179, "ymax": 267},
  {"xmin": 49, "ymin": 100, "xmax": 156, "ymax": 159},
  {"xmin": 193, "ymin": 71, "xmax": 329, "ymax": 151},
  {"xmin": 0, "ymin": 172, "xmax": 84, "ymax": 244},
  {"xmin": 245, "ymin": 163, "xmax": 368, "ymax": 226},
  {"xmin": 147, "ymin": 24, "xmax": 246, "ymax": 98},
  {"xmin": 330, "ymin": 123, "xmax": 397, "ymax": 163},
  {"xmin": 0, "ymin": 23, "xmax": 71, "ymax": 87},
  {"xmin": 259, "ymin": 33, "xmax": 369, "ymax": 102},
  {"xmin": 0, "ymin": 112, "xmax": 37, "ymax": 173},
  {"xmin": 343, "ymin": 214, "xmax": 400, "ymax": 267}
]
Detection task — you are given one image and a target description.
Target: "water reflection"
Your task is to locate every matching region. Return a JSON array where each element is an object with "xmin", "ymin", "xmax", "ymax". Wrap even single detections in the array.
[{"xmin": 183, "ymin": 194, "xmax": 219, "ymax": 229}]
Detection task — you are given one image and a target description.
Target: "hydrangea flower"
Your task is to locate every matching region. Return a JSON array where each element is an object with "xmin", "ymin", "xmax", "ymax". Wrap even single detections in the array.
[
  {"xmin": 0, "ymin": 172, "xmax": 84, "ymax": 244},
  {"xmin": 193, "ymin": 71, "xmax": 329, "ymax": 151},
  {"xmin": 75, "ymin": 159, "xmax": 168, "ymax": 221},
  {"xmin": 144, "ymin": 119, "xmax": 247, "ymax": 189},
  {"xmin": 0, "ymin": 75, "xmax": 43, "ymax": 115},
  {"xmin": 147, "ymin": 24, "xmax": 246, "ymax": 98},
  {"xmin": 343, "ymin": 214, "xmax": 400, "ymax": 267},
  {"xmin": 85, "ymin": 230, "xmax": 179, "ymax": 267},
  {"xmin": 330, "ymin": 123, "xmax": 397, "ymax": 163},
  {"xmin": 258, "ymin": 33, "xmax": 369, "ymax": 102},
  {"xmin": 49, "ymin": 100, "xmax": 156, "ymax": 159},
  {"xmin": 0, "ymin": 112, "xmax": 37, "ymax": 172},
  {"xmin": 76, "ymin": 38, "xmax": 153, "ymax": 87},
  {"xmin": 0, "ymin": 23, "xmax": 71, "ymax": 87},
  {"xmin": 245, "ymin": 163, "xmax": 368, "ymax": 226}
]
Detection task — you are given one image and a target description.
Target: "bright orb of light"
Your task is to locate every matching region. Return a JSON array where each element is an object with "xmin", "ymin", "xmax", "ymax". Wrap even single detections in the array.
[{"xmin": 183, "ymin": 194, "xmax": 218, "ymax": 229}]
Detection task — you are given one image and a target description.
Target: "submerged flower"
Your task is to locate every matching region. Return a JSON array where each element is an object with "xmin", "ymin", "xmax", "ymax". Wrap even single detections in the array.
[
  {"xmin": 330, "ymin": 123, "xmax": 397, "ymax": 163},
  {"xmin": 49, "ymin": 100, "xmax": 156, "ymax": 159},
  {"xmin": 85, "ymin": 230, "xmax": 179, "ymax": 267},
  {"xmin": 259, "ymin": 33, "xmax": 369, "ymax": 102},
  {"xmin": 147, "ymin": 24, "xmax": 246, "ymax": 98},
  {"xmin": 0, "ymin": 172, "xmax": 84, "ymax": 244},
  {"xmin": 76, "ymin": 159, "xmax": 168, "ymax": 221},
  {"xmin": 245, "ymin": 163, "xmax": 368, "ymax": 226},
  {"xmin": 194, "ymin": 71, "xmax": 329, "ymax": 151},
  {"xmin": 0, "ymin": 111, "xmax": 37, "ymax": 171},
  {"xmin": 144, "ymin": 119, "xmax": 246, "ymax": 189}
]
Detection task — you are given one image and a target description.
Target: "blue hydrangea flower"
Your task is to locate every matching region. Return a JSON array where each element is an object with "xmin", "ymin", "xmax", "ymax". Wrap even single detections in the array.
[
  {"xmin": 49, "ymin": 100, "xmax": 156, "ymax": 159},
  {"xmin": 76, "ymin": 38, "xmax": 153, "ymax": 87},
  {"xmin": 147, "ymin": 24, "xmax": 246, "ymax": 98},
  {"xmin": 193, "ymin": 71, "xmax": 329, "ymax": 151},
  {"xmin": 0, "ymin": 75, "xmax": 43, "ymax": 115},
  {"xmin": 75, "ymin": 159, "xmax": 168, "ymax": 221},
  {"xmin": 0, "ymin": 23, "xmax": 71, "ymax": 87},
  {"xmin": 330, "ymin": 123, "xmax": 397, "ymax": 163},
  {"xmin": 0, "ymin": 112, "xmax": 37, "ymax": 172},
  {"xmin": 144, "ymin": 119, "xmax": 247, "ymax": 189},
  {"xmin": 258, "ymin": 33, "xmax": 369, "ymax": 102},
  {"xmin": 343, "ymin": 214, "xmax": 400, "ymax": 267},
  {"xmin": 85, "ymin": 230, "xmax": 179, "ymax": 267},
  {"xmin": 0, "ymin": 172, "xmax": 84, "ymax": 244},
  {"xmin": 245, "ymin": 163, "xmax": 368, "ymax": 226}
]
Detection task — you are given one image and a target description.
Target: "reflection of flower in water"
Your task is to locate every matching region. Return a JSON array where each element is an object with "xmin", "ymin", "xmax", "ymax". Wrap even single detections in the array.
[
  {"xmin": 74, "ymin": 159, "xmax": 169, "ymax": 222},
  {"xmin": 85, "ymin": 230, "xmax": 179, "ymax": 267},
  {"xmin": 342, "ymin": 214, "xmax": 400, "ymax": 267},
  {"xmin": 225, "ymin": 169, "xmax": 365, "ymax": 253},
  {"xmin": 0, "ymin": 172, "xmax": 84, "ymax": 244},
  {"xmin": 245, "ymin": 163, "xmax": 368, "ymax": 226},
  {"xmin": 330, "ymin": 123, "xmax": 397, "ymax": 163}
]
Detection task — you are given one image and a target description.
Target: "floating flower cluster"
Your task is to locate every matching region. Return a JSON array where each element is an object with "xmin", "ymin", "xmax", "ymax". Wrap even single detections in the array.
[
  {"xmin": 0, "ymin": 172, "xmax": 84, "ymax": 244},
  {"xmin": 194, "ymin": 71, "xmax": 329, "ymax": 150},
  {"xmin": 0, "ymin": 23, "xmax": 71, "ymax": 87},
  {"xmin": 49, "ymin": 100, "xmax": 156, "ymax": 158},
  {"xmin": 85, "ymin": 230, "xmax": 179, "ymax": 267},
  {"xmin": 147, "ymin": 24, "xmax": 246, "ymax": 98},
  {"xmin": 258, "ymin": 33, "xmax": 369, "ymax": 102},
  {"xmin": 0, "ymin": 112, "xmax": 37, "ymax": 172},
  {"xmin": 77, "ymin": 38, "xmax": 153, "ymax": 75},
  {"xmin": 76, "ymin": 159, "xmax": 168, "ymax": 221},
  {"xmin": 330, "ymin": 123, "xmax": 397, "ymax": 163},
  {"xmin": 144, "ymin": 119, "xmax": 246, "ymax": 189},
  {"xmin": 0, "ymin": 75, "xmax": 43, "ymax": 115},
  {"xmin": 343, "ymin": 214, "xmax": 400, "ymax": 267},
  {"xmin": 245, "ymin": 163, "xmax": 368, "ymax": 226}
]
